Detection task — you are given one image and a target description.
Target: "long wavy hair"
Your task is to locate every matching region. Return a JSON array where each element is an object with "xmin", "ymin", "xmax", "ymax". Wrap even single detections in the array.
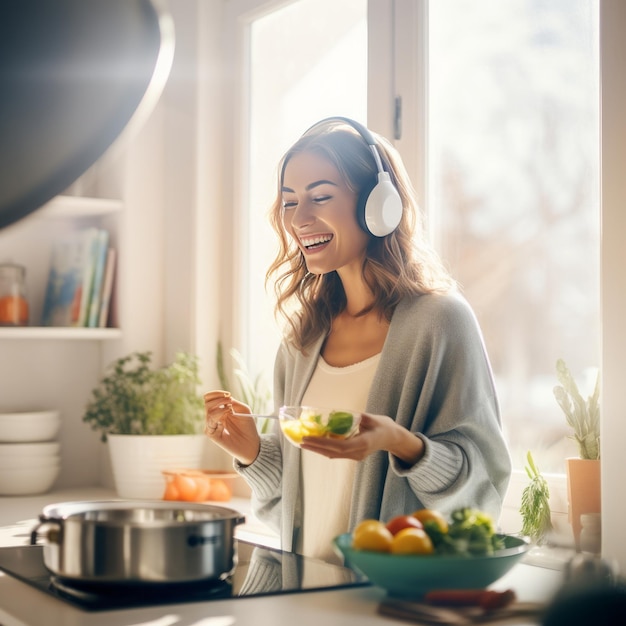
[{"xmin": 266, "ymin": 119, "xmax": 455, "ymax": 352}]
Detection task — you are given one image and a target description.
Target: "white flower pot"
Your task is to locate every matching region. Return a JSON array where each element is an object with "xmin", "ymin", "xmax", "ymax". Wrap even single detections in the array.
[{"xmin": 107, "ymin": 434, "xmax": 205, "ymax": 499}]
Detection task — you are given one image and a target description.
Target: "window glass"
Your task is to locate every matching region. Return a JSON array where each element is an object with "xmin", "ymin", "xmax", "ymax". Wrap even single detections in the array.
[
  {"xmin": 244, "ymin": 0, "xmax": 367, "ymax": 383},
  {"xmin": 428, "ymin": 0, "xmax": 600, "ymax": 471}
]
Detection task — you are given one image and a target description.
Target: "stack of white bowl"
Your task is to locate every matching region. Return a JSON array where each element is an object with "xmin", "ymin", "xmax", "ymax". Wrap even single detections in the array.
[{"xmin": 0, "ymin": 410, "xmax": 61, "ymax": 496}]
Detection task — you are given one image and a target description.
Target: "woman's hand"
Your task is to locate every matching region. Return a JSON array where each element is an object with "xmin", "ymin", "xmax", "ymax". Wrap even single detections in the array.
[
  {"xmin": 203, "ymin": 390, "xmax": 261, "ymax": 466},
  {"xmin": 299, "ymin": 412, "xmax": 425, "ymax": 467}
]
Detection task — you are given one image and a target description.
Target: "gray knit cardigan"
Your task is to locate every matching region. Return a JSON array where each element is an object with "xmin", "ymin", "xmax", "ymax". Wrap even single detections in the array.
[{"xmin": 236, "ymin": 292, "xmax": 512, "ymax": 552}]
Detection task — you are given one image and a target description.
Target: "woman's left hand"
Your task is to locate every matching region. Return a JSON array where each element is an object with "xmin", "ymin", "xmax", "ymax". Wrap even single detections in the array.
[{"xmin": 299, "ymin": 412, "xmax": 425, "ymax": 466}]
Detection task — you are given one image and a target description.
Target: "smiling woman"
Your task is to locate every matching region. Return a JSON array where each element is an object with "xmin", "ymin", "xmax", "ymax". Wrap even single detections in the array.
[
  {"xmin": 204, "ymin": 117, "xmax": 511, "ymax": 565},
  {"xmin": 220, "ymin": 2, "xmax": 602, "ymax": 562}
]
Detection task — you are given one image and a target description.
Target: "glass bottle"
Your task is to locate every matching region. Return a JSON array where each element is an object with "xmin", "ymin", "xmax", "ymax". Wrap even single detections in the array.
[
  {"xmin": 0, "ymin": 263, "xmax": 29, "ymax": 326},
  {"xmin": 580, "ymin": 512, "xmax": 602, "ymax": 555}
]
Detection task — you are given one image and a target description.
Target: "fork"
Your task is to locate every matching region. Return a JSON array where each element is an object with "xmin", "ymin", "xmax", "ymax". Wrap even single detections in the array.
[{"xmin": 231, "ymin": 412, "xmax": 280, "ymax": 420}]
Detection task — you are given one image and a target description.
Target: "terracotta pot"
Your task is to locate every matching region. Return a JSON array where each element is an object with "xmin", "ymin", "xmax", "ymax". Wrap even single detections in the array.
[{"xmin": 566, "ymin": 457, "xmax": 601, "ymax": 549}]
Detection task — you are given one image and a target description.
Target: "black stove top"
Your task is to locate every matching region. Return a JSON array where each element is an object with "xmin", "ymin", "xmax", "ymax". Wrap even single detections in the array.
[{"xmin": 0, "ymin": 540, "xmax": 368, "ymax": 612}]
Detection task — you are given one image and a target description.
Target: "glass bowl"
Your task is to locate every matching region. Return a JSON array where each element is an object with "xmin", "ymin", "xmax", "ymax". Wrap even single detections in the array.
[
  {"xmin": 162, "ymin": 469, "xmax": 239, "ymax": 502},
  {"xmin": 278, "ymin": 405, "xmax": 361, "ymax": 447}
]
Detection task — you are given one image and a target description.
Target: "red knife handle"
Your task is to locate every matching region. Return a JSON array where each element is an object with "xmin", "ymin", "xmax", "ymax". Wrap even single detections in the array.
[{"xmin": 424, "ymin": 589, "xmax": 517, "ymax": 610}]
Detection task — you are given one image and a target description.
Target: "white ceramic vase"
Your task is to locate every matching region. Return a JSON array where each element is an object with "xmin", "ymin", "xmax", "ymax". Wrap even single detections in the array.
[{"xmin": 107, "ymin": 434, "xmax": 205, "ymax": 499}]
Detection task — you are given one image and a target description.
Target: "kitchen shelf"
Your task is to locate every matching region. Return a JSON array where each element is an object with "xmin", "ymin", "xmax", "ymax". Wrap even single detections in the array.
[
  {"xmin": 0, "ymin": 327, "xmax": 121, "ymax": 340},
  {"xmin": 36, "ymin": 195, "xmax": 123, "ymax": 218},
  {"xmin": 0, "ymin": 193, "xmax": 123, "ymax": 342}
]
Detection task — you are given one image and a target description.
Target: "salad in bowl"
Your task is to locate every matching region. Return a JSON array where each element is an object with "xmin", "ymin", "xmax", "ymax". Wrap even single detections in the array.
[{"xmin": 278, "ymin": 406, "xmax": 361, "ymax": 447}]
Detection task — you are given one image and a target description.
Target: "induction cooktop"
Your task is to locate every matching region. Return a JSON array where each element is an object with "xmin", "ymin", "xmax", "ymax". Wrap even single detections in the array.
[{"xmin": 0, "ymin": 540, "xmax": 368, "ymax": 612}]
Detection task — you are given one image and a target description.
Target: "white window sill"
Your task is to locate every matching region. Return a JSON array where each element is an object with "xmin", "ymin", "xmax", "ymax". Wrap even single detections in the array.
[{"xmin": 523, "ymin": 544, "xmax": 576, "ymax": 570}]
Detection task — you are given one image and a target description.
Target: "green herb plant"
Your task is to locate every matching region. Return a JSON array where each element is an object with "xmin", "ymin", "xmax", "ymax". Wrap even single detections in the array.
[
  {"xmin": 83, "ymin": 351, "xmax": 205, "ymax": 442},
  {"xmin": 553, "ymin": 358, "xmax": 600, "ymax": 460},
  {"xmin": 216, "ymin": 342, "xmax": 272, "ymax": 433},
  {"xmin": 520, "ymin": 450, "xmax": 553, "ymax": 544}
]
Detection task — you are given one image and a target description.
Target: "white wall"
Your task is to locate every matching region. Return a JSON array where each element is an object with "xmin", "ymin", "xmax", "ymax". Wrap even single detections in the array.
[
  {"xmin": 161, "ymin": 0, "xmax": 232, "ymax": 469},
  {"xmin": 158, "ymin": 0, "xmax": 226, "ymax": 393}
]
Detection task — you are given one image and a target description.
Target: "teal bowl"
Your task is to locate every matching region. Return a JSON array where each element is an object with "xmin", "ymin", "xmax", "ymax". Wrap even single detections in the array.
[{"xmin": 333, "ymin": 533, "xmax": 530, "ymax": 598}]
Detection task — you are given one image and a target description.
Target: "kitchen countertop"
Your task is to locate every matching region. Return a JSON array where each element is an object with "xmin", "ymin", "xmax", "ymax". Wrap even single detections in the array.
[{"xmin": 0, "ymin": 488, "xmax": 565, "ymax": 626}]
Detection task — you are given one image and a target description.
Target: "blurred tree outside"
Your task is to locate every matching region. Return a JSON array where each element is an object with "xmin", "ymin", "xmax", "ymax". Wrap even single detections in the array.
[{"xmin": 428, "ymin": 0, "xmax": 599, "ymax": 471}]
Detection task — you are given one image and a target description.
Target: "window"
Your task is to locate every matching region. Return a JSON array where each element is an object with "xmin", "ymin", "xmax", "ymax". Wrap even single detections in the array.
[
  {"xmin": 426, "ymin": 0, "xmax": 600, "ymax": 472},
  {"xmin": 228, "ymin": 0, "xmax": 368, "ymax": 386}
]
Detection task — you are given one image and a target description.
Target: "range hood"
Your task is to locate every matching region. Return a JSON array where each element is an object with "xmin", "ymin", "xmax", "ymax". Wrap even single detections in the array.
[{"xmin": 0, "ymin": 0, "xmax": 174, "ymax": 229}]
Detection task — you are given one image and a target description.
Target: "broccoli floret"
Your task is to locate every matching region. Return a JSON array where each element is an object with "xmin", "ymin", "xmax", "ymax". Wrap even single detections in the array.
[{"xmin": 423, "ymin": 507, "xmax": 504, "ymax": 556}]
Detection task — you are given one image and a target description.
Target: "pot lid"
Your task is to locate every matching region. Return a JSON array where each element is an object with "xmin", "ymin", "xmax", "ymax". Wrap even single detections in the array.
[{"xmin": 0, "ymin": 0, "xmax": 174, "ymax": 230}]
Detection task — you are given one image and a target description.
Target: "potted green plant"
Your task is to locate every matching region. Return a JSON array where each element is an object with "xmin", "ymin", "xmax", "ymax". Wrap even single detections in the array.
[
  {"xmin": 83, "ymin": 351, "xmax": 206, "ymax": 499},
  {"xmin": 553, "ymin": 358, "xmax": 600, "ymax": 461},
  {"xmin": 552, "ymin": 358, "xmax": 601, "ymax": 549},
  {"xmin": 216, "ymin": 342, "xmax": 272, "ymax": 433},
  {"xmin": 520, "ymin": 451, "xmax": 553, "ymax": 545}
]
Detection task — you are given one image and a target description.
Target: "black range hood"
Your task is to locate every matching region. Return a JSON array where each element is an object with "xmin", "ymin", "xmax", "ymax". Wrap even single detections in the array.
[{"xmin": 0, "ymin": 0, "xmax": 174, "ymax": 229}]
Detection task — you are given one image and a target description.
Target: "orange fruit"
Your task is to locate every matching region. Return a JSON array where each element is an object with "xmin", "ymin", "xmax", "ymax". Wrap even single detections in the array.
[
  {"xmin": 174, "ymin": 473, "xmax": 198, "ymax": 501},
  {"xmin": 193, "ymin": 474, "xmax": 212, "ymax": 501},
  {"xmin": 353, "ymin": 519, "xmax": 384, "ymax": 539},
  {"xmin": 351, "ymin": 523, "xmax": 393, "ymax": 552},
  {"xmin": 390, "ymin": 527, "xmax": 435, "ymax": 555},
  {"xmin": 163, "ymin": 479, "xmax": 179, "ymax": 501},
  {"xmin": 411, "ymin": 509, "xmax": 449, "ymax": 533},
  {"xmin": 208, "ymin": 478, "xmax": 232, "ymax": 501}
]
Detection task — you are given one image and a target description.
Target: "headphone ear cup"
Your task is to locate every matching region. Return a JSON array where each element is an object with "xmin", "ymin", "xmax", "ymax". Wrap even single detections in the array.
[
  {"xmin": 362, "ymin": 174, "xmax": 403, "ymax": 237},
  {"xmin": 356, "ymin": 179, "xmax": 376, "ymax": 234}
]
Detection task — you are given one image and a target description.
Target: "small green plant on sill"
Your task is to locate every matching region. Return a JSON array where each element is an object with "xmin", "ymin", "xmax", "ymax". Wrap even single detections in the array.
[
  {"xmin": 520, "ymin": 450, "xmax": 553, "ymax": 544},
  {"xmin": 553, "ymin": 358, "xmax": 600, "ymax": 460},
  {"xmin": 83, "ymin": 351, "xmax": 205, "ymax": 442},
  {"xmin": 216, "ymin": 341, "xmax": 272, "ymax": 434}
]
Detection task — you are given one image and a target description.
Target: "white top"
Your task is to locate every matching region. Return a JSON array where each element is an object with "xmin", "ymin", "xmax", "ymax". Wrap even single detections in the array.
[{"xmin": 297, "ymin": 353, "xmax": 381, "ymax": 564}]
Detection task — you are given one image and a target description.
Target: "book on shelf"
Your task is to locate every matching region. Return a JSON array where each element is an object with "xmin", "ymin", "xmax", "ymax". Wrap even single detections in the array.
[
  {"xmin": 86, "ymin": 230, "xmax": 110, "ymax": 327},
  {"xmin": 97, "ymin": 248, "xmax": 116, "ymax": 328},
  {"xmin": 41, "ymin": 234, "xmax": 86, "ymax": 327},
  {"xmin": 42, "ymin": 227, "xmax": 113, "ymax": 328},
  {"xmin": 72, "ymin": 227, "xmax": 101, "ymax": 327}
]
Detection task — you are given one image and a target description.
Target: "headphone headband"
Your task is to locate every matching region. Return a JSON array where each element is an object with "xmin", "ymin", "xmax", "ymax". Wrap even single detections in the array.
[
  {"xmin": 304, "ymin": 116, "xmax": 376, "ymax": 144},
  {"xmin": 303, "ymin": 116, "xmax": 386, "ymax": 174}
]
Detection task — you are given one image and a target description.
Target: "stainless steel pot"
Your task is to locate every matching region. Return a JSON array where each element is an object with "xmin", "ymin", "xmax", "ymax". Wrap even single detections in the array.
[{"xmin": 30, "ymin": 500, "xmax": 245, "ymax": 584}]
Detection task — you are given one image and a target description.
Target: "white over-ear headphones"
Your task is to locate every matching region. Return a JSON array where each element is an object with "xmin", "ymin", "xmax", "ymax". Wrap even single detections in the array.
[{"xmin": 302, "ymin": 116, "xmax": 403, "ymax": 237}]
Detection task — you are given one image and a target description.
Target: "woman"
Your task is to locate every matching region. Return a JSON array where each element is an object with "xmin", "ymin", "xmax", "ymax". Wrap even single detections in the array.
[{"xmin": 204, "ymin": 118, "xmax": 511, "ymax": 562}]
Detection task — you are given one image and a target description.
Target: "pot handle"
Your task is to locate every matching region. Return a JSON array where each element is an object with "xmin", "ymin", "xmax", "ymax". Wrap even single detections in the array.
[{"xmin": 30, "ymin": 515, "xmax": 63, "ymax": 546}]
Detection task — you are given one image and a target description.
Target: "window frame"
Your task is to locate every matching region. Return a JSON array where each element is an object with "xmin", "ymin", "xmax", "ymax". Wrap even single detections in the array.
[
  {"xmin": 221, "ymin": 0, "xmax": 398, "ymax": 362},
  {"xmin": 219, "ymin": 0, "xmax": 610, "ymax": 538}
]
